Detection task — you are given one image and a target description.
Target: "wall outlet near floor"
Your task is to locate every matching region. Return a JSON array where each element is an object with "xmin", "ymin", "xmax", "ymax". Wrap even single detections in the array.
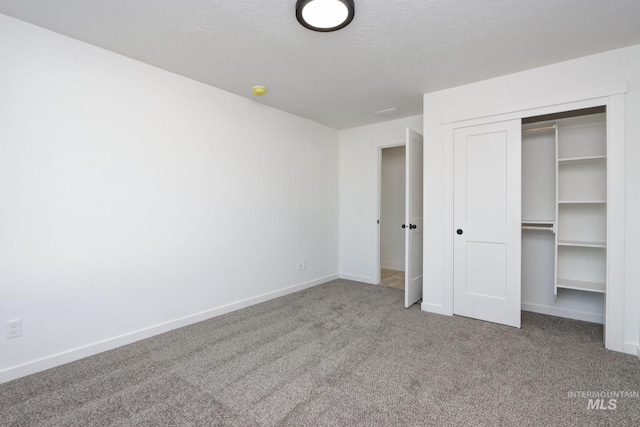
[
  {"xmin": 297, "ymin": 260, "xmax": 307, "ymax": 271},
  {"xmin": 6, "ymin": 319, "xmax": 22, "ymax": 339}
]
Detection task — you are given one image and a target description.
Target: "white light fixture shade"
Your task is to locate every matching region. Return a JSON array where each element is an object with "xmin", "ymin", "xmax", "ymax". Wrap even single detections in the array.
[{"xmin": 296, "ymin": 0, "xmax": 355, "ymax": 32}]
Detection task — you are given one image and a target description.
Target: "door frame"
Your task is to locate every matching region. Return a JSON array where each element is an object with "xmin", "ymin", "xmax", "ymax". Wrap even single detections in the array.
[
  {"xmin": 441, "ymin": 86, "xmax": 626, "ymax": 352},
  {"xmin": 373, "ymin": 141, "xmax": 405, "ymax": 286}
]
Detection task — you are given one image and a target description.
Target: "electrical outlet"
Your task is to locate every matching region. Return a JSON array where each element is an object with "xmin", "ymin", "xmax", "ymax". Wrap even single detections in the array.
[
  {"xmin": 6, "ymin": 319, "xmax": 22, "ymax": 339},
  {"xmin": 297, "ymin": 261, "xmax": 304, "ymax": 271}
]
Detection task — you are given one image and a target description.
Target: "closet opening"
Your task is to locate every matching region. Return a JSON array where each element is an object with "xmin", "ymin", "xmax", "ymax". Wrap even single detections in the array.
[{"xmin": 521, "ymin": 106, "xmax": 607, "ymax": 337}]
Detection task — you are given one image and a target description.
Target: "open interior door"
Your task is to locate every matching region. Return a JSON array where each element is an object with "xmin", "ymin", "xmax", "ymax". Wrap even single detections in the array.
[
  {"xmin": 453, "ymin": 120, "xmax": 521, "ymax": 327},
  {"xmin": 405, "ymin": 128, "xmax": 424, "ymax": 308}
]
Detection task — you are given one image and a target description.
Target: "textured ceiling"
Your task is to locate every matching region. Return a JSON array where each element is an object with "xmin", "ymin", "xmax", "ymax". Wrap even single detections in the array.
[{"xmin": 1, "ymin": 0, "xmax": 640, "ymax": 129}]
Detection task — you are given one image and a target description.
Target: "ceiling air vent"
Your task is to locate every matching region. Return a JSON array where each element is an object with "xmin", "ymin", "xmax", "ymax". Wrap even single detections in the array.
[{"xmin": 374, "ymin": 107, "xmax": 404, "ymax": 118}]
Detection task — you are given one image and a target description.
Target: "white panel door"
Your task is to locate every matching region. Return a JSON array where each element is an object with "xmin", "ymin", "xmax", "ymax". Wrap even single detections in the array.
[
  {"xmin": 405, "ymin": 128, "xmax": 423, "ymax": 308},
  {"xmin": 453, "ymin": 120, "xmax": 521, "ymax": 327}
]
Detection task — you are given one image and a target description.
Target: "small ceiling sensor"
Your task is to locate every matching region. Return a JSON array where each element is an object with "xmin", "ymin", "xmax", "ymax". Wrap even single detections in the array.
[
  {"xmin": 296, "ymin": 0, "xmax": 355, "ymax": 32},
  {"xmin": 252, "ymin": 86, "xmax": 268, "ymax": 96}
]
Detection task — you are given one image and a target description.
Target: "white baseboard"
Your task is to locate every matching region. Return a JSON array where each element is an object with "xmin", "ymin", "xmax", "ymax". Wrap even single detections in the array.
[
  {"xmin": 423, "ymin": 302, "xmax": 604, "ymax": 325},
  {"xmin": 622, "ymin": 342, "xmax": 640, "ymax": 358},
  {"xmin": 380, "ymin": 261, "xmax": 404, "ymax": 272},
  {"xmin": 421, "ymin": 302, "xmax": 452, "ymax": 316},
  {"xmin": 338, "ymin": 273, "xmax": 377, "ymax": 285},
  {"xmin": 0, "ymin": 274, "xmax": 338, "ymax": 385},
  {"xmin": 521, "ymin": 302, "xmax": 604, "ymax": 324}
]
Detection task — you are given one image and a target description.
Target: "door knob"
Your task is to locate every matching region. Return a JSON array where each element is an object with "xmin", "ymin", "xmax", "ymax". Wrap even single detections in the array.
[
  {"xmin": 457, "ymin": 229, "xmax": 463, "ymax": 235},
  {"xmin": 410, "ymin": 224, "xmax": 417, "ymax": 229},
  {"xmin": 402, "ymin": 224, "xmax": 406, "ymax": 229}
]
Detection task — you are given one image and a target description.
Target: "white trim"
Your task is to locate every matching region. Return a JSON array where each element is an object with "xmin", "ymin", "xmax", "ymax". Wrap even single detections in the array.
[
  {"xmin": 421, "ymin": 301, "xmax": 449, "ymax": 315},
  {"xmin": 339, "ymin": 273, "xmax": 377, "ymax": 284},
  {"xmin": 374, "ymin": 146, "xmax": 382, "ymax": 286},
  {"xmin": 604, "ymin": 94, "xmax": 625, "ymax": 353},
  {"xmin": 441, "ymin": 82, "xmax": 628, "ymax": 124},
  {"xmin": 622, "ymin": 342, "xmax": 640, "ymax": 357},
  {"xmin": 0, "ymin": 274, "xmax": 338, "ymax": 385},
  {"xmin": 449, "ymin": 97, "xmax": 612, "ymax": 130},
  {"xmin": 442, "ymin": 122, "xmax": 454, "ymax": 316},
  {"xmin": 370, "ymin": 141, "xmax": 405, "ymax": 149},
  {"xmin": 521, "ymin": 303, "xmax": 604, "ymax": 324}
]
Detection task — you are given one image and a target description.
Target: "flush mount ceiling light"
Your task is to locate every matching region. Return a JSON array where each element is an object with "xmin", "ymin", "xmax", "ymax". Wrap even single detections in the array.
[{"xmin": 296, "ymin": 0, "xmax": 355, "ymax": 32}]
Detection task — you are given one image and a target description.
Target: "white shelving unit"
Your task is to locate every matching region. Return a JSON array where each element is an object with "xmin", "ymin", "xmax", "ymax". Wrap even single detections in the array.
[{"xmin": 554, "ymin": 113, "xmax": 607, "ymax": 294}]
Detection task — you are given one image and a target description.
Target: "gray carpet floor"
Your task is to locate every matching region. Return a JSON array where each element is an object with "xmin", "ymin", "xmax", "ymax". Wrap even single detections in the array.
[{"xmin": 1, "ymin": 279, "xmax": 639, "ymax": 426}]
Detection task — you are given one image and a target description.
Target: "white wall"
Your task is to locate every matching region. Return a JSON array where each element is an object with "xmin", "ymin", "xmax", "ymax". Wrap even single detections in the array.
[
  {"xmin": 380, "ymin": 146, "xmax": 406, "ymax": 271},
  {"xmin": 0, "ymin": 15, "xmax": 339, "ymax": 383},
  {"xmin": 423, "ymin": 45, "xmax": 640, "ymax": 354},
  {"xmin": 339, "ymin": 116, "xmax": 422, "ymax": 284}
]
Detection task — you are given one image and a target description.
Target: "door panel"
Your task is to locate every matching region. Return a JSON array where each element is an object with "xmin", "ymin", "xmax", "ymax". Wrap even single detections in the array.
[
  {"xmin": 453, "ymin": 120, "xmax": 521, "ymax": 327},
  {"xmin": 466, "ymin": 134, "xmax": 507, "ymax": 225},
  {"xmin": 405, "ymin": 128, "xmax": 424, "ymax": 308},
  {"xmin": 465, "ymin": 241, "xmax": 507, "ymax": 299}
]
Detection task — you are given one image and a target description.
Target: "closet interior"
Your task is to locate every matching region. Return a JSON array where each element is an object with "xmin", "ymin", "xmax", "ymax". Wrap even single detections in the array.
[{"xmin": 521, "ymin": 107, "xmax": 607, "ymax": 325}]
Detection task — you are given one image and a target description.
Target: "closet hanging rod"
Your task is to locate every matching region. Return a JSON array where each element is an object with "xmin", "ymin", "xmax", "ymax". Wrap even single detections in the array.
[
  {"xmin": 522, "ymin": 124, "xmax": 556, "ymax": 133},
  {"xmin": 522, "ymin": 225, "xmax": 555, "ymax": 231}
]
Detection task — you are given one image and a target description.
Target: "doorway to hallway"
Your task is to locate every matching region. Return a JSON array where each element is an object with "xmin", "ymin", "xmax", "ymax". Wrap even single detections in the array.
[
  {"xmin": 380, "ymin": 269, "xmax": 405, "ymax": 289},
  {"xmin": 379, "ymin": 146, "xmax": 406, "ymax": 290}
]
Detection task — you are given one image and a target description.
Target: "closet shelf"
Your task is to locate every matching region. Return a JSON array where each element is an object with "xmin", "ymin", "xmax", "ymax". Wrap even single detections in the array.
[
  {"xmin": 558, "ymin": 200, "xmax": 606, "ymax": 204},
  {"xmin": 558, "ymin": 155, "xmax": 606, "ymax": 163},
  {"xmin": 557, "ymin": 240, "xmax": 606, "ymax": 248},
  {"xmin": 556, "ymin": 278, "xmax": 606, "ymax": 294}
]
